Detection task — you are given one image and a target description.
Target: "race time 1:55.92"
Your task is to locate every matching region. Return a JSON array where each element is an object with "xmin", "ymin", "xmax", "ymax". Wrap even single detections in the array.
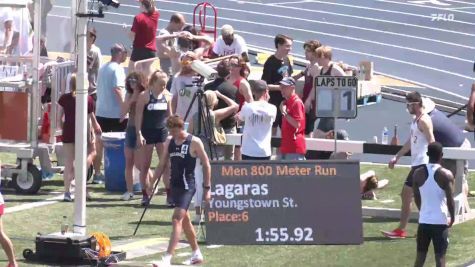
[{"xmin": 255, "ymin": 227, "xmax": 314, "ymax": 243}]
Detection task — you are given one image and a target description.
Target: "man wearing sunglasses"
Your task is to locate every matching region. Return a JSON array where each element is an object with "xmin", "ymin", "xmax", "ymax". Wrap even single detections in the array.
[
  {"xmin": 382, "ymin": 91, "xmax": 435, "ymax": 239},
  {"xmin": 210, "ymin": 24, "xmax": 249, "ymax": 62}
]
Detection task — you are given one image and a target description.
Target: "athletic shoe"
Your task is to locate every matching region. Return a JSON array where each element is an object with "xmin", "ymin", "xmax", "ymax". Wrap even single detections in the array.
[
  {"xmin": 92, "ymin": 173, "xmax": 105, "ymax": 184},
  {"xmin": 141, "ymin": 195, "xmax": 150, "ymax": 206},
  {"xmin": 63, "ymin": 192, "xmax": 73, "ymax": 202},
  {"xmin": 183, "ymin": 250, "xmax": 204, "ymax": 265},
  {"xmin": 121, "ymin": 192, "xmax": 134, "ymax": 201},
  {"xmin": 381, "ymin": 228, "xmax": 407, "ymax": 239},
  {"xmin": 152, "ymin": 254, "xmax": 172, "ymax": 267}
]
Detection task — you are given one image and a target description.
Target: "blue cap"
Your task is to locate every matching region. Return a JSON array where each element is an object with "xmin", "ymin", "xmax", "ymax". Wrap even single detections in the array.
[{"xmin": 279, "ymin": 77, "xmax": 296, "ymax": 86}]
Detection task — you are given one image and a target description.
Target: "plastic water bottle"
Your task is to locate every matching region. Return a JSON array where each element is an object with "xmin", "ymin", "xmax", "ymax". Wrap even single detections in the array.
[
  {"xmin": 61, "ymin": 216, "xmax": 69, "ymax": 235},
  {"xmin": 381, "ymin": 127, "xmax": 389, "ymax": 145}
]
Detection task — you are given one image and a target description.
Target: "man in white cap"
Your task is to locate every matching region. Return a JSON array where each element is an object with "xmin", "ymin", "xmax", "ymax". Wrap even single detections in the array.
[
  {"xmin": 0, "ymin": 7, "xmax": 13, "ymax": 53},
  {"xmin": 210, "ymin": 24, "xmax": 249, "ymax": 62},
  {"xmin": 0, "ymin": 6, "xmax": 32, "ymax": 55}
]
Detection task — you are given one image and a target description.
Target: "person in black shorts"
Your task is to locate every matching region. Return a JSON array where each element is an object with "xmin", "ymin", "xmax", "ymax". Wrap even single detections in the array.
[
  {"xmin": 151, "ymin": 115, "xmax": 211, "ymax": 266},
  {"xmin": 135, "ymin": 70, "xmax": 172, "ymax": 206},
  {"xmin": 413, "ymin": 142, "xmax": 455, "ymax": 267},
  {"xmin": 262, "ymin": 34, "xmax": 293, "ymax": 135}
]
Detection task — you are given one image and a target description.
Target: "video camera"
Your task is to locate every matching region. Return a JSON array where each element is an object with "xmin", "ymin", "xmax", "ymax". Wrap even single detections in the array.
[{"xmin": 191, "ymin": 60, "xmax": 218, "ymax": 81}]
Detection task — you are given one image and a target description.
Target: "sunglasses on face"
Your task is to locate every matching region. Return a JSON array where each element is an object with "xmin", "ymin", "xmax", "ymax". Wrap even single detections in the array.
[
  {"xmin": 128, "ymin": 79, "xmax": 137, "ymax": 84},
  {"xmin": 406, "ymin": 102, "xmax": 419, "ymax": 107}
]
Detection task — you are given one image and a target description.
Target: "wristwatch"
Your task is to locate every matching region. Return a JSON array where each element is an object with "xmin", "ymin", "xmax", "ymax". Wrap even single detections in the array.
[{"xmin": 203, "ymin": 184, "xmax": 211, "ymax": 189}]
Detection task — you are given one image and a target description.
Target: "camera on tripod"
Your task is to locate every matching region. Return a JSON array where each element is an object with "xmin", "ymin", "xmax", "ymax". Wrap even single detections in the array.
[{"xmin": 191, "ymin": 60, "xmax": 218, "ymax": 81}]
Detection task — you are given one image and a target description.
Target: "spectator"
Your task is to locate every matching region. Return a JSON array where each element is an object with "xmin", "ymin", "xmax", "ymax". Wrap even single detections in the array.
[
  {"xmin": 423, "ymin": 97, "xmax": 471, "ymax": 209},
  {"xmin": 306, "ymin": 45, "xmax": 346, "ymax": 137},
  {"xmin": 228, "ymin": 55, "xmax": 253, "ymax": 160},
  {"xmin": 412, "ymin": 142, "xmax": 455, "ymax": 267},
  {"xmin": 58, "ymin": 74, "xmax": 100, "ymax": 201},
  {"xmin": 382, "ymin": 91, "xmax": 435, "ymax": 239},
  {"xmin": 292, "ymin": 40, "xmax": 322, "ymax": 136},
  {"xmin": 135, "ymin": 70, "xmax": 172, "ymax": 206},
  {"xmin": 228, "ymin": 56, "xmax": 253, "ymax": 110},
  {"xmin": 279, "ymin": 77, "xmax": 306, "ymax": 160},
  {"xmin": 239, "ymin": 80, "xmax": 277, "ymax": 160},
  {"xmin": 189, "ymin": 90, "xmax": 238, "ymax": 223},
  {"xmin": 0, "ymin": 7, "xmax": 32, "ymax": 55},
  {"xmin": 128, "ymin": 0, "xmax": 159, "ymax": 73},
  {"xmin": 204, "ymin": 59, "xmax": 239, "ymax": 160},
  {"xmin": 120, "ymin": 72, "xmax": 146, "ymax": 201},
  {"xmin": 0, "ymin": 182, "xmax": 17, "ymax": 267},
  {"xmin": 171, "ymin": 52, "xmax": 200, "ymax": 122},
  {"xmin": 169, "ymin": 26, "xmax": 212, "ymax": 75},
  {"xmin": 0, "ymin": 7, "xmax": 13, "ymax": 54},
  {"xmin": 360, "ymin": 170, "xmax": 389, "ymax": 200},
  {"xmin": 313, "ymin": 129, "xmax": 351, "ymax": 160},
  {"xmin": 466, "ymin": 83, "xmax": 475, "ymax": 136},
  {"xmin": 210, "ymin": 24, "xmax": 249, "ymax": 62},
  {"xmin": 157, "ymin": 13, "xmax": 186, "ymax": 76},
  {"xmin": 87, "ymin": 27, "xmax": 102, "ymax": 101},
  {"xmin": 93, "ymin": 44, "xmax": 128, "ymax": 184},
  {"xmin": 262, "ymin": 34, "xmax": 293, "ymax": 136}
]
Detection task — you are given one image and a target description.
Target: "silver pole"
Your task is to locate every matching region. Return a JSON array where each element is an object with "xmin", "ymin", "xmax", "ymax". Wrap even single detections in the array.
[
  {"xmin": 31, "ymin": 0, "xmax": 42, "ymax": 147},
  {"xmin": 73, "ymin": 0, "xmax": 87, "ymax": 235}
]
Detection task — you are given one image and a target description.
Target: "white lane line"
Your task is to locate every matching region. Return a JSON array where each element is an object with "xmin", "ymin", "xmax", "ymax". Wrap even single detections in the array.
[
  {"xmin": 409, "ymin": 0, "xmax": 451, "ymax": 6},
  {"xmin": 375, "ymin": 0, "xmax": 475, "ymax": 15},
  {"xmin": 155, "ymin": 2, "xmax": 475, "ymax": 50},
  {"xmin": 272, "ymin": 0, "xmax": 314, "ymax": 5},
  {"xmin": 51, "ymin": 10, "xmax": 475, "ymax": 81},
  {"xmin": 278, "ymin": 0, "xmax": 445, "ymax": 20},
  {"xmin": 103, "ymin": 8, "xmax": 474, "ymax": 65},
  {"xmin": 222, "ymin": 0, "xmax": 475, "ymax": 35},
  {"xmin": 55, "ymin": 4, "xmax": 475, "ymax": 52},
  {"xmin": 448, "ymin": 6, "xmax": 475, "ymax": 10},
  {"xmin": 5, "ymin": 194, "xmax": 63, "ymax": 214},
  {"xmin": 444, "ymin": 0, "xmax": 475, "ymax": 5},
  {"xmin": 48, "ymin": 14, "xmax": 469, "ymax": 100}
]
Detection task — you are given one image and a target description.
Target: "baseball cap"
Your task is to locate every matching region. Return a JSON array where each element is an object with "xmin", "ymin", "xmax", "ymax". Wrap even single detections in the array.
[
  {"xmin": 422, "ymin": 97, "xmax": 436, "ymax": 113},
  {"xmin": 221, "ymin": 24, "xmax": 234, "ymax": 36},
  {"xmin": 249, "ymin": 80, "xmax": 268, "ymax": 94},
  {"xmin": 279, "ymin": 77, "xmax": 296, "ymax": 86}
]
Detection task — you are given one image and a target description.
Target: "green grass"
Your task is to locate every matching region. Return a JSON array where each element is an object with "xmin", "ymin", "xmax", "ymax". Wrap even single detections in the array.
[{"xmin": 1, "ymin": 152, "xmax": 474, "ymax": 267}]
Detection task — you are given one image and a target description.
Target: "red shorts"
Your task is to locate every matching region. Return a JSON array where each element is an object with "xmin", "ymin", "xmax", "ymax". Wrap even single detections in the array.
[{"xmin": 0, "ymin": 204, "xmax": 4, "ymax": 216}]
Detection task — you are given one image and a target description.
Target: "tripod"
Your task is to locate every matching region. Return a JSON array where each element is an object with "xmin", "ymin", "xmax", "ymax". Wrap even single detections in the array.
[{"xmin": 133, "ymin": 78, "xmax": 218, "ymax": 238}]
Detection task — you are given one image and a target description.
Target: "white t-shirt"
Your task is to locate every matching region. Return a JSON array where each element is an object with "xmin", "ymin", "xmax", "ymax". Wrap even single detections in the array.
[
  {"xmin": 239, "ymin": 101, "xmax": 277, "ymax": 157},
  {"xmin": 212, "ymin": 34, "xmax": 248, "ymax": 57},
  {"xmin": 170, "ymin": 74, "xmax": 198, "ymax": 122}
]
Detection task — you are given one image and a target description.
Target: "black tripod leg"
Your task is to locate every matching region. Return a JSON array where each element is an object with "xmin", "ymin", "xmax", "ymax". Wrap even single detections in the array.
[{"xmin": 133, "ymin": 176, "xmax": 162, "ymax": 236}]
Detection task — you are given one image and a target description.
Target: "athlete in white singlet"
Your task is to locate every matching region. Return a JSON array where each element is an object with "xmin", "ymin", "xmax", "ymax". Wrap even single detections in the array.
[{"xmin": 382, "ymin": 91, "xmax": 435, "ymax": 239}]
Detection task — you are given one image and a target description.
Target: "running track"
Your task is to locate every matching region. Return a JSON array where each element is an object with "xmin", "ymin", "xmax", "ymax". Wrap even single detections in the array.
[{"xmin": 47, "ymin": 0, "xmax": 475, "ymax": 103}]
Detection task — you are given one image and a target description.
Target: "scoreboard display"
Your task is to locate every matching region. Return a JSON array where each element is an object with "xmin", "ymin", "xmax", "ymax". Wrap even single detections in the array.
[
  {"xmin": 206, "ymin": 160, "xmax": 363, "ymax": 245},
  {"xmin": 315, "ymin": 76, "xmax": 358, "ymax": 119}
]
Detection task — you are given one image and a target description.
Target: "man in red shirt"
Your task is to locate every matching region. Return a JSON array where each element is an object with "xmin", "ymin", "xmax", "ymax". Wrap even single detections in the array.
[
  {"xmin": 279, "ymin": 77, "xmax": 306, "ymax": 160},
  {"xmin": 128, "ymin": 0, "xmax": 159, "ymax": 72}
]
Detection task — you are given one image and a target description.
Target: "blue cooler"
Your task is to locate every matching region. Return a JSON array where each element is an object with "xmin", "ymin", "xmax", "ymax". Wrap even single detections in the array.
[{"xmin": 102, "ymin": 132, "xmax": 141, "ymax": 192}]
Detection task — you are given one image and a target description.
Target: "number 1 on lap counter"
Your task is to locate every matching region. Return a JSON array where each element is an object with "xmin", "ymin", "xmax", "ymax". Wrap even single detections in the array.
[{"xmin": 315, "ymin": 76, "xmax": 358, "ymax": 119}]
